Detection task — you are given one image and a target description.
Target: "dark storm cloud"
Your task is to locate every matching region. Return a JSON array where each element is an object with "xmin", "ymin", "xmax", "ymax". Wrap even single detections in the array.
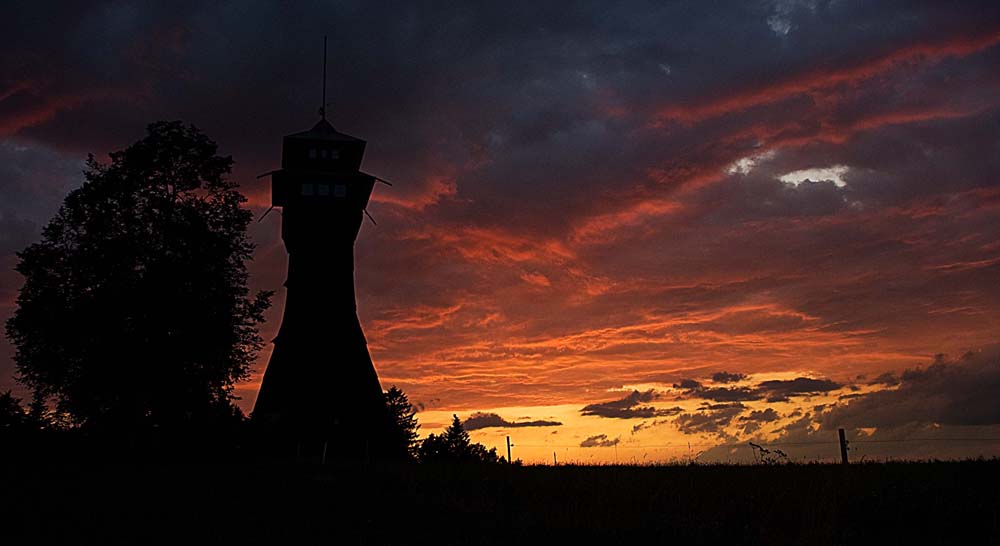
[
  {"xmin": 635, "ymin": 417, "xmax": 677, "ymax": 434},
  {"xmin": 4, "ymin": 1, "xmax": 998, "ymax": 246},
  {"xmin": 696, "ymin": 348, "xmax": 1000, "ymax": 462},
  {"xmin": 462, "ymin": 412, "xmax": 561, "ymax": 431},
  {"xmin": 5, "ymin": 1, "xmax": 998, "ymax": 218},
  {"xmin": 697, "ymin": 387, "xmax": 763, "ymax": 403},
  {"xmin": 580, "ymin": 389, "xmax": 682, "ymax": 419},
  {"xmin": 739, "ymin": 408, "xmax": 780, "ymax": 423},
  {"xmin": 580, "ymin": 434, "xmax": 620, "ymax": 448},
  {"xmin": 868, "ymin": 372, "xmax": 900, "ymax": 386},
  {"xmin": 673, "ymin": 403, "xmax": 746, "ymax": 437},
  {"xmin": 736, "ymin": 405, "xmax": 780, "ymax": 434},
  {"xmin": 756, "ymin": 377, "xmax": 842, "ymax": 402},
  {"xmin": 675, "ymin": 375, "xmax": 841, "ymax": 403},
  {"xmin": 691, "ymin": 110, "xmax": 1000, "ymax": 231},
  {"xmin": 672, "ymin": 379, "xmax": 702, "ymax": 390},
  {"xmin": 823, "ymin": 347, "xmax": 1000, "ymax": 429},
  {"xmin": 712, "ymin": 371, "xmax": 747, "ymax": 383}
]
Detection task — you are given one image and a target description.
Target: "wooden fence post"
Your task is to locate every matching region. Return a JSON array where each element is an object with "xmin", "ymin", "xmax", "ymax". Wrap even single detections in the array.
[{"xmin": 838, "ymin": 428, "xmax": 849, "ymax": 465}]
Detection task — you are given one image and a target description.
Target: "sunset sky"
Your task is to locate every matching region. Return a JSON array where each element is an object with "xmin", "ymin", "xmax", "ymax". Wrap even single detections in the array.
[{"xmin": 2, "ymin": 1, "xmax": 999, "ymax": 463}]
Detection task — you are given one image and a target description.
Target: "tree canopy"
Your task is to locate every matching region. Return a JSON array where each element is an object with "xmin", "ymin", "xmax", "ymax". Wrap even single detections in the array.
[{"xmin": 5, "ymin": 121, "xmax": 271, "ymax": 431}]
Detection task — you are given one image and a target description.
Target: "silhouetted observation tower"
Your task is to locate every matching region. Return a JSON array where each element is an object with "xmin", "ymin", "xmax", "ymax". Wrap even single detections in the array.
[{"xmin": 253, "ymin": 69, "xmax": 390, "ymax": 454}]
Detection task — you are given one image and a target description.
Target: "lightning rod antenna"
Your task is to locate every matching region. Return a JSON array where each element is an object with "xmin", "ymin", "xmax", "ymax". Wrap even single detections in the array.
[{"xmin": 320, "ymin": 35, "xmax": 328, "ymax": 119}]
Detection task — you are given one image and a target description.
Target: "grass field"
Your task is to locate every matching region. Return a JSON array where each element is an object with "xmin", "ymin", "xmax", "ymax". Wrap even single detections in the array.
[{"xmin": 3, "ymin": 459, "xmax": 997, "ymax": 545}]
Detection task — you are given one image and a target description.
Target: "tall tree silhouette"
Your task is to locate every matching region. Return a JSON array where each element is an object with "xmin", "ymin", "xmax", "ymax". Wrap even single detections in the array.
[
  {"xmin": 384, "ymin": 386, "xmax": 420, "ymax": 459},
  {"xmin": 5, "ymin": 121, "xmax": 271, "ymax": 431}
]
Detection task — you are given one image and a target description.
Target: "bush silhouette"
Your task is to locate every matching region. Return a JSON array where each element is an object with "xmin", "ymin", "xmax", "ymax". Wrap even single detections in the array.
[
  {"xmin": 5, "ymin": 121, "xmax": 271, "ymax": 432},
  {"xmin": 0, "ymin": 391, "xmax": 33, "ymax": 431}
]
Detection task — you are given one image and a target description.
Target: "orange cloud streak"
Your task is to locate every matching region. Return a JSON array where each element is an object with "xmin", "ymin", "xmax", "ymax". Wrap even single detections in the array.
[
  {"xmin": 0, "ymin": 82, "xmax": 133, "ymax": 137},
  {"xmin": 654, "ymin": 29, "xmax": 1000, "ymax": 125},
  {"xmin": 370, "ymin": 174, "xmax": 458, "ymax": 211}
]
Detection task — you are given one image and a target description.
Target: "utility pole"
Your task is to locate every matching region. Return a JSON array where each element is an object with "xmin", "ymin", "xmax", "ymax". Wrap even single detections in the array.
[
  {"xmin": 553, "ymin": 451, "xmax": 557, "ymax": 465},
  {"xmin": 838, "ymin": 428, "xmax": 849, "ymax": 465},
  {"xmin": 506, "ymin": 436, "xmax": 512, "ymax": 463}
]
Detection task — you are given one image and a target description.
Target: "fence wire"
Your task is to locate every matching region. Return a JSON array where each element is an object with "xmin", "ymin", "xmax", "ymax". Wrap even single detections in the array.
[{"xmin": 514, "ymin": 437, "xmax": 1000, "ymax": 449}]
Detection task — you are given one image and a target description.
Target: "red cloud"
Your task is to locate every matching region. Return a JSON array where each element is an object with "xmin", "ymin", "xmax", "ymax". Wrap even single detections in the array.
[
  {"xmin": 0, "ymin": 91, "xmax": 88, "ymax": 137},
  {"xmin": 400, "ymin": 224, "xmax": 575, "ymax": 267},
  {"xmin": 370, "ymin": 174, "xmax": 458, "ymax": 211},
  {"xmin": 0, "ymin": 81, "xmax": 138, "ymax": 138},
  {"xmin": 654, "ymin": 29, "xmax": 1000, "ymax": 125}
]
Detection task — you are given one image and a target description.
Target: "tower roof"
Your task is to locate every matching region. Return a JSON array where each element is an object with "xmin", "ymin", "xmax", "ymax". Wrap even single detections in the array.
[{"xmin": 286, "ymin": 118, "xmax": 365, "ymax": 143}]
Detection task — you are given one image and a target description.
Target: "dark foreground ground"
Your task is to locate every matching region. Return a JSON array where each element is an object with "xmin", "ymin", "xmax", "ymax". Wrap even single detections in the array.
[{"xmin": 2, "ymin": 459, "xmax": 997, "ymax": 545}]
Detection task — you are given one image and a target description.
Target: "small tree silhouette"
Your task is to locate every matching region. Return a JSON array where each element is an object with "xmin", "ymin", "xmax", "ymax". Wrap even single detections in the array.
[
  {"xmin": 443, "ymin": 414, "xmax": 472, "ymax": 452},
  {"xmin": 0, "ymin": 391, "xmax": 31, "ymax": 431},
  {"xmin": 5, "ymin": 121, "xmax": 271, "ymax": 431},
  {"xmin": 384, "ymin": 386, "xmax": 420, "ymax": 460},
  {"xmin": 418, "ymin": 414, "xmax": 502, "ymax": 464}
]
